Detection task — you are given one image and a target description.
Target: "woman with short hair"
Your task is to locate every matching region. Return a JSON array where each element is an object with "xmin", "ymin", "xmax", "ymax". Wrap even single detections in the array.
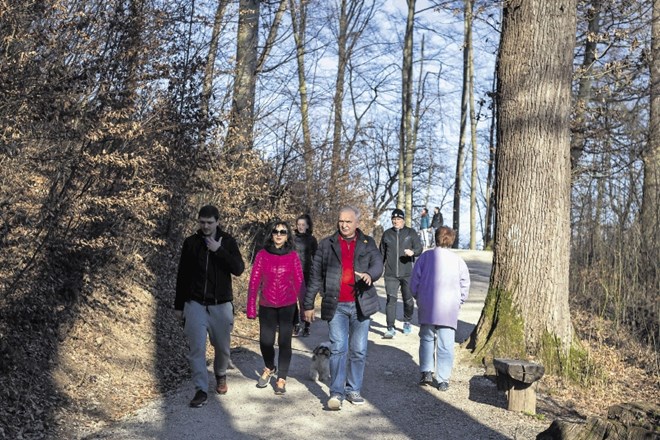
[{"xmin": 411, "ymin": 226, "xmax": 471, "ymax": 391}]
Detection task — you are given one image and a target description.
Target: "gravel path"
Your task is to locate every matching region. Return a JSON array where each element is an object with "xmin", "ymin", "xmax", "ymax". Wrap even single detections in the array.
[{"xmin": 83, "ymin": 250, "xmax": 549, "ymax": 440}]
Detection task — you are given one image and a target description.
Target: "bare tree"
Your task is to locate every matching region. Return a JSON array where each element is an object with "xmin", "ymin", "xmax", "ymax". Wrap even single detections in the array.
[
  {"xmin": 400, "ymin": 0, "xmax": 416, "ymax": 225},
  {"xmin": 570, "ymin": 0, "xmax": 602, "ymax": 170},
  {"xmin": 467, "ymin": 0, "xmax": 477, "ymax": 250},
  {"xmin": 327, "ymin": 0, "xmax": 376, "ymax": 210},
  {"xmin": 452, "ymin": 0, "xmax": 470, "ymax": 248},
  {"xmin": 225, "ymin": 0, "xmax": 260, "ymax": 154},
  {"xmin": 642, "ymin": 0, "xmax": 660, "ymax": 287},
  {"xmin": 289, "ymin": 0, "xmax": 314, "ymax": 205}
]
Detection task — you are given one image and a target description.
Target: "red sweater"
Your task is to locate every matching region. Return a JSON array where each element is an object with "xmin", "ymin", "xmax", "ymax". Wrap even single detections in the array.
[{"xmin": 338, "ymin": 236, "xmax": 356, "ymax": 302}]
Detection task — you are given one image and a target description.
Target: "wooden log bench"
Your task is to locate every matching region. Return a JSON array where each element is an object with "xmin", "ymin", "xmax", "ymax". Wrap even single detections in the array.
[{"xmin": 493, "ymin": 358, "xmax": 545, "ymax": 414}]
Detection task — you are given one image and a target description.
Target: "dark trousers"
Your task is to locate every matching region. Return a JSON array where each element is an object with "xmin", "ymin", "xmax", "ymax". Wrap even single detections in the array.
[
  {"xmin": 258, "ymin": 304, "xmax": 296, "ymax": 379},
  {"xmin": 384, "ymin": 276, "xmax": 414, "ymax": 328}
]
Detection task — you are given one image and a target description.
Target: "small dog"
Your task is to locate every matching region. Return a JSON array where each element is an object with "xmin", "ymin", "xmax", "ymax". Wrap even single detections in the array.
[{"xmin": 308, "ymin": 342, "xmax": 331, "ymax": 382}]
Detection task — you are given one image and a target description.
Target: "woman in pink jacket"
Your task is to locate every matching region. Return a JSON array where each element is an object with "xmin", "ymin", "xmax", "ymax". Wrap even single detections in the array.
[
  {"xmin": 411, "ymin": 226, "xmax": 470, "ymax": 392},
  {"xmin": 247, "ymin": 220, "xmax": 304, "ymax": 395}
]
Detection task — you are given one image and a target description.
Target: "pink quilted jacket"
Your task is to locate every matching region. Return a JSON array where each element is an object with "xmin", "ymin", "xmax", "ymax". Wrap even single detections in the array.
[{"xmin": 246, "ymin": 249, "xmax": 305, "ymax": 319}]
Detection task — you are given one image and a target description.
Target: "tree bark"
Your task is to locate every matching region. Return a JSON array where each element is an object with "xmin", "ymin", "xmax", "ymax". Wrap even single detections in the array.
[
  {"xmin": 467, "ymin": 0, "xmax": 477, "ymax": 250},
  {"xmin": 289, "ymin": 0, "xmax": 314, "ymax": 205},
  {"xmin": 401, "ymin": 0, "xmax": 415, "ymax": 226},
  {"xmin": 483, "ymin": 67, "xmax": 497, "ymax": 250},
  {"xmin": 200, "ymin": 0, "xmax": 230, "ymax": 143},
  {"xmin": 225, "ymin": 0, "xmax": 260, "ymax": 154},
  {"xmin": 469, "ymin": 0, "xmax": 577, "ymax": 364},
  {"xmin": 452, "ymin": 0, "xmax": 469, "ymax": 248}
]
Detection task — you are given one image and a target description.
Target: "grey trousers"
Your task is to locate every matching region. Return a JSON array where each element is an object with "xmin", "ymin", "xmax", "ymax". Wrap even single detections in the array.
[
  {"xmin": 183, "ymin": 301, "xmax": 233, "ymax": 392},
  {"xmin": 384, "ymin": 276, "xmax": 414, "ymax": 328}
]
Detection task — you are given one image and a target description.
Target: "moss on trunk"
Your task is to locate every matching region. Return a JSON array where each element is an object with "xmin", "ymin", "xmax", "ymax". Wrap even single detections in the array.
[
  {"xmin": 469, "ymin": 288, "xmax": 598, "ymax": 383},
  {"xmin": 469, "ymin": 288, "xmax": 526, "ymax": 365}
]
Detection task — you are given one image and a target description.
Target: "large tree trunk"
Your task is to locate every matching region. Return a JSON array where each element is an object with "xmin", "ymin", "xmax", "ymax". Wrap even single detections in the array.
[
  {"xmin": 225, "ymin": 0, "xmax": 260, "ymax": 154},
  {"xmin": 469, "ymin": 0, "xmax": 577, "ymax": 369},
  {"xmin": 641, "ymin": 0, "xmax": 660, "ymax": 287}
]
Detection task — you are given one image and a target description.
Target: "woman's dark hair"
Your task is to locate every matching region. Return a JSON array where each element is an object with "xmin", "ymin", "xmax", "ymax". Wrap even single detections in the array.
[
  {"xmin": 296, "ymin": 213, "xmax": 314, "ymax": 234},
  {"xmin": 263, "ymin": 219, "xmax": 294, "ymax": 251},
  {"xmin": 436, "ymin": 226, "xmax": 456, "ymax": 248}
]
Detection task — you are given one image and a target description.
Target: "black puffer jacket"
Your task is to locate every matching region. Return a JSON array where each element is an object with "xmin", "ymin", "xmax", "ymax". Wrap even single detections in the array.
[
  {"xmin": 304, "ymin": 229, "xmax": 383, "ymax": 321},
  {"xmin": 293, "ymin": 231, "xmax": 318, "ymax": 282},
  {"xmin": 174, "ymin": 228, "xmax": 245, "ymax": 310},
  {"xmin": 379, "ymin": 226, "xmax": 423, "ymax": 278}
]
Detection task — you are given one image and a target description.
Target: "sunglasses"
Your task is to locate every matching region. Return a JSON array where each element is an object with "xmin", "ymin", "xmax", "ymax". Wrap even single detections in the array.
[{"xmin": 272, "ymin": 229, "xmax": 288, "ymax": 236}]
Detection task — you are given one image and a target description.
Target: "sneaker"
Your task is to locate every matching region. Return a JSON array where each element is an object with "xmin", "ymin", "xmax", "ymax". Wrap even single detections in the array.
[
  {"xmin": 383, "ymin": 328, "xmax": 396, "ymax": 339},
  {"xmin": 293, "ymin": 324, "xmax": 301, "ymax": 337},
  {"xmin": 437, "ymin": 381, "xmax": 449, "ymax": 391},
  {"xmin": 402, "ymin": 322, "xmax": 412, "ymax": 335},
  {"xmin": 215, "ymin": 375, "xmax": 228, "ymax": 395},
  {"xmin": 345, "ymin": 391, "xmax": 365, "ymax": 405},
  {"xmin": 327, "ymin": 394, "xmax": 343, "ymax": 410},
  {"xmin": 274, "ymin": 378, "xmax": 286, "ymax": 395},
  {"xmin": 302, "ymin": 326, "xmax": 311, "ymax": 337},
  {"xmin": 189, "ymin": 390, "xmax": 208, "ymax": 408},
  {"xmin": 419, "ymin": 371, "xmax": 433, "ymax": 386},
  {"xmin": 257, "ymin": 366, "xmax": 277, "ymax": 388}
]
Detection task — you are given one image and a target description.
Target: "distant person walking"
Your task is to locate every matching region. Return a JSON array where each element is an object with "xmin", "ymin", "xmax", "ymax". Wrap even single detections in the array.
[
  {"xmin": 303, "ymin": 206, "xmax": 383, "ymax": 410},
  {"xmin": 419, "ymin": 207, "xmax": 431, "ymax": 249},
  {"xmin": 174, "ymin": 205, "xmax": 245, "ymax": 408},
  {"xmin": 431, "ymin": 206, "xmax": 443, "ymax": 230},
  {"xmin": 411, "ymin": 226, "xmax": 470, "ymax": 392},
  {"xmin": 292, "ymin": 214, "xmax": 317, "ymax": 337},
  {"xmin": 379, "ymin": 208, "xmax": 423, "ymax": 339},
  {"xmin": 247, "ymin": 220, "xmax": 305, "ymax": 395}
]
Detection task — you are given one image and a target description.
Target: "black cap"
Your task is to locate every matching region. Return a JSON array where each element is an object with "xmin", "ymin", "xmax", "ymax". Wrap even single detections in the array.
[{"xmin": 391, "ymin": 209, "xmax": 405, "ymax": 219}]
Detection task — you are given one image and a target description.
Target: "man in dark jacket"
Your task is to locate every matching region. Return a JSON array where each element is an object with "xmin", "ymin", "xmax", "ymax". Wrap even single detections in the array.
[
  {"xmin": 174, "ymin": 205, "xmax": 245, "ymax": 408},
  {"xmin": 379, "ymin": 209, "xmax": 423, "ymax": 339},
  {"xmin": 303, "ymin": 206, "xmax": 383, "ymax": 410}
]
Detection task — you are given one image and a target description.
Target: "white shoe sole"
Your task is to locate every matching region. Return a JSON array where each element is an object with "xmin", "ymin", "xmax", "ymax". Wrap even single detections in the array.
[{"xmin": 328, "ymin": 397, "xmax": 342, "ymax": 410}]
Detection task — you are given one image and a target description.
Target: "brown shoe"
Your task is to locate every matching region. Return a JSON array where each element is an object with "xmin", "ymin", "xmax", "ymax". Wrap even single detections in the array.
[
  {"xmin": 215, "ymin": 375, "xmax": 228, "ymax": 395},
  {"xmin": 274, "ymin": 378, "xmax": 286, "ymax": 395}
]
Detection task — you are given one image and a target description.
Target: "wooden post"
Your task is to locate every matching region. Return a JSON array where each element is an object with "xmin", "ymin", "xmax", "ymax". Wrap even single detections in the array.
[{"xmin": 493, "ymin": 358, "xmax": 545, "ymax": 414}]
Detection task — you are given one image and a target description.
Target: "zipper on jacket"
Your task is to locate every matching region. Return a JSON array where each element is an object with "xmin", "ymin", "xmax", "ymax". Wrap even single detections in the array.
[
  {"xmin": 203, "ymin": 250, "xmax": 209, "ymax": 303},
  {"xmin": 396, "ymin": 229, "xmax": 400, "ymax": 278}
]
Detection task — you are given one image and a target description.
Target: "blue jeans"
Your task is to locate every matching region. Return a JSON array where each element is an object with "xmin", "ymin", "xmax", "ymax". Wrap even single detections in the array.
[
  {"xmin": 419, "ymin": 324, "xmax": 455, "ymax": 383},
  {"xmin": 328, "ymin": 301, "xmax": 371, "ymax": 397}
]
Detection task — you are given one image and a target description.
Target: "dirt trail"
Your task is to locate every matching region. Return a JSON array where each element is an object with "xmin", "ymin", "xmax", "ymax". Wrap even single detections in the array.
[{"xmin": 83, "ymin": 250, "xmax": 549, "ymax": 440}]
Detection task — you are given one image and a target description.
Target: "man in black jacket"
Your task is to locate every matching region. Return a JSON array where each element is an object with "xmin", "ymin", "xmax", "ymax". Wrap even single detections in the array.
[
  {"xmin": 379, "ymin": 209, "xmax": 423, "ymax": 339},
  {"xmin": 303, "ymin": 206, "xmax": 383, "ymax": 410},
  {"xmin": 174, "ymin": 205, "xmax": 245, "ymax": 408}
]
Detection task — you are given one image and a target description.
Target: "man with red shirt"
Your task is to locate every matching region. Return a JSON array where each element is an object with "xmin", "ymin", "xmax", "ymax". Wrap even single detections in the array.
[{"xmin": 303, "ymin": 206, "xmax": 383, "ymax": 410}]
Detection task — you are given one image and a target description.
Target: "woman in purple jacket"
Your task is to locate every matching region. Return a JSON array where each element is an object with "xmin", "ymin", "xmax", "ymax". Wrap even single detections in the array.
[
  {"xmin": 247, "ymin": 220, "xmax": 305, "ymax": 395},
  {"xmin": 410, "ymin": 226, "xmax": 470, "ymax": 391}
]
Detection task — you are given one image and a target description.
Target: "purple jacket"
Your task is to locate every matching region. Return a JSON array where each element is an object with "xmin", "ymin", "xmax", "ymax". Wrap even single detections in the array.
[
  {"xmin": 410, "ymin": 248, "xmax": 470, "ymax": 329},
  {"xmin": 247, "ymin": 249, "xmax": 305, "ymax": 319}
]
